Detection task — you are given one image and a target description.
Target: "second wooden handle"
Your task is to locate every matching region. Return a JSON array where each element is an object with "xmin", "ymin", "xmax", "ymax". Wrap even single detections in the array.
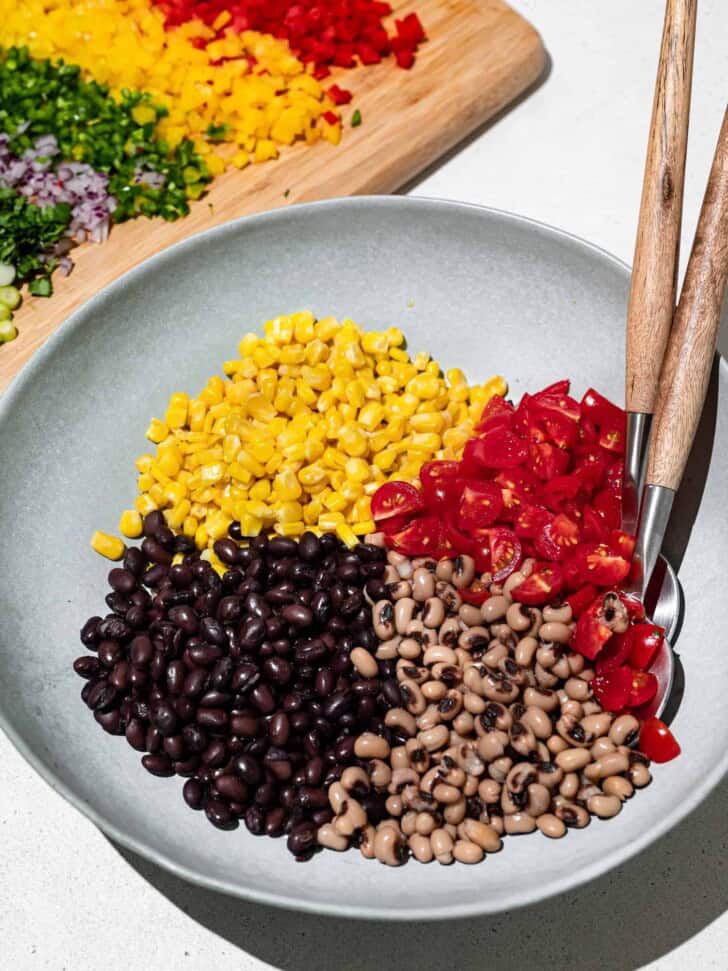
[
  {"xmin": 647, "ymin": 107, "xmax": 728, "ymax": 491},
  {"xmin": 625, "ymin": 0, "xmax": 696, "ymax": 414}
]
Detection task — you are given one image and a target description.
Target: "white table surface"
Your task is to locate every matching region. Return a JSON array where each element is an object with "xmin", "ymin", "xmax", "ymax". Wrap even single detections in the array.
[{"xmin": 2, "ymin": 2, "xmax": 727, "ymax": 969}]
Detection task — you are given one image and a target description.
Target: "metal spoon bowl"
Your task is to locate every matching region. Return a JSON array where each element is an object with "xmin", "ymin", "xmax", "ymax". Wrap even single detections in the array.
[{"xmin": 638, "ymin": 553, "xmax": 682, "ymax": 720}]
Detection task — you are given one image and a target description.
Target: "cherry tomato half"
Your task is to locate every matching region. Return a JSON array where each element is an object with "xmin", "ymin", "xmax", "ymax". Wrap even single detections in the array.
[
  {"xmin": 474, "ymin": 395, "xmax": 515, "ymax": 434},
  {"xmin": 592, "ymin": 666, "xmax": 633, "ymax": 711},
  {"xmin": 514, "ymin": 503, "xmax": 551, "ymax": 539},
  {"xmin": 495, "ymin": 467, "xmax": 539, "ymax": 518},
  {"xmin": 459, "ymin": 579, "xmax": 491, "ymax": 605},
  {"xmin": 572, "ymin": 595, "xmax": 613, "ymax": 659},
  {"xmin": 534, "ymin": 513, "xmax": 580, "ymax": 562},
  {"xmin": 511, "ymin": 562, "xmax": 563, "ymax": 605},
  {"xmin": 458, "ymin": 480, "xmax": 503, "ymax": 530},
  {"xmin": 628, "ymin": 670, "xmax": 658, "ymax": 708},
  {"xmin": 582, "ymin": 504, "xmax": 611, "ymax": 543},
  {"xmin": 565, "ymin": 583, "xmax": 599, "ymax": 618},
  {"xmin": 443, "ymin": 513, "xmax": 474, "ymax": 556},
  {"xmin": 610, "ymin": 529, "xmax": 636, "ymax": 560},
  {"xmin": 388, "ymin": 514, "xmax": 443, "ymax": 557},
  {"xmin": 638, "ymin": 717, "xmax": 681, "ymax": 763},
  {"xmin": 592, "ymin": 489, "xmax": 621, "ymax": 529},
  {"xmin": 580, "ymin": 388, "xmax": 626, "ymax": 454},
  {"xmin": 528, "ymin": 393, "xmax": 581, "ymax": 449},
  {"xmin": 565, "ymin": 542, "xmax": 631, "ymax": 587},
  {"xmin": 485, "ymin": 527, "xmax": 523, "ymax": 581},
  {"xmin": 595, "ymin": 630, "xmax": 633, "ymax": 674},
  {"xmin": 464, "ymin": 428, "xmax": 528, "ymax": 469},
  {"xmin": 528, "ymin": 442, "xmax": 570, "ymax": 481},
  {"xmin": 539, "ymin": 474, "xmax": 581, "ymax": 511},
  {"xmin": 419, "ymin": 461, "xmax": 462, "ymax": 513},
  {"xmin": 371, "ymin": 481, "xmax": 423, "ymax": 525},
  {"xmin": 627, "ymin": 623, "xmax": 664, "ymax": 671}
]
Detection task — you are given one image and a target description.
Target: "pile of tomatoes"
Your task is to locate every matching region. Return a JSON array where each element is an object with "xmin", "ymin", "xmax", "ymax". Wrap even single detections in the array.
[{"xmin": 371, "ymin": 380, "xmax": 681, "ymax": 763}]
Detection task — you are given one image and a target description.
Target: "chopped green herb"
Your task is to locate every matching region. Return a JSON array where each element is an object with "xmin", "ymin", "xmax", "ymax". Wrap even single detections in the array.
[
  {"xmin": 351, "ymin": 110, "xmax": 362, "ymax": 128},
  {"xmin": 284, "ymin": 189, "xmax": 290, "ymax": 198},
  {"xmin": 29, "ymin": 276, "xmax": 53, "ymax": 297},
  {"xmin": 0, "ymin": 188, "xmax": 71, "ymax": 294},
  {"xmin": 205, "ymin": 122, "xmax": 230, "ymax": 143}
]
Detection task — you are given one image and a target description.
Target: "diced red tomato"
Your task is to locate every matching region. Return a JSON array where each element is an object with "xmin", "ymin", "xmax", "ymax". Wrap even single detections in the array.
[
  {"xmin": 388, "ymin": 515, "xmax": 444, "ymax": 556},
  {"xmin": 592, "ymin": 489, "xmax": 621, "ymax": 529},
  {"xmin": 528, "ymin": 393, "xmax": 581, "ymax": 448},
  {"xmin": 619, "ymin": 592, "xmax": 646, "ymax": 621},
  {"xmin": 528, "ymin": 442, "xmax": 570, "ymax": 480},
  {"xmin": 534, "ymin": 513, "xmax": 580, "ymax": 561},
  {"xmin": 464, "ymin": 428, "xmax": 528, "ymax": 469},
  {"xmin": 627, "ymin": 624, "xmax": 664, "ymax": 670},
  {"xmin": 592, "ymin": 666, "xmax": 633, "ymax": 710},
  {"xmin": 582, "ymin": 504, "xmax": 611, "ymax": 543},
  {"xmin": 628, "ymin": 670, "xmax": 658, "ymax": 707},
  {"xmin": 513, "ymin": 503, "xmax": 550, "ymax": 539},
  {"xmin": 371, "ymin": 481, "xmax": 423, "ymax": 525},
  {"xmin": 610, "ymin": 529, "xmax": 636, "ymax": 560},
  {"xmin": 572, "ymin": 600, "xmax": 614, "ymax": 659},
  {"xmin": 458, "ymin": 480, "xmax": 503, "ymax": 530},
  {"xmin": 581, "ymin": 388, "xmax": 626, "ymax": 454},
  {"xmin": 443, "ymin": 513, "xmax": 474, "ymax": 556},
  {"xmin": 474, "ymin": 395, "xmax": 515, "ymax": 433},
  {"xmin": 532, "ymin": 379, "xmax": 571, "ymax": 398},
  {"xmin": 638, "ymin": 717, "xmax": 681, "ymax": 763},
  {"xmin": 604, "ymin": 461, "xmax": 624, "ymax": 495},
  {"xmin": 539, "ymin": 474, "xmax": 581, "ymax": 511},
  {"xmin": 565, "ymin": 583, "xmax": 599, "ymax": 618},
  {"xmin": 483, "ymin": 527, "xmax": 522, "ymax": 581},
  {"xmin": 459, "ymin": 579, "xmax": 491, "ymax": 605},
  {"xmin": 419, "ymin": 461, "xmax": 461, "ymax": 512},
  {"xmin": 595, "ymin": 630, "xmax": 633, "ymax": 674},
  {"xmin": 564, "ymin": 542, "xmax": 631, "ymax": 586},
  {"xmin": 495, "ymin": 467, "xmax": 539, "ymax": 518},
  {"xmin": 511, "ymin": 562, "xmax": 563, "ymax": 605}
]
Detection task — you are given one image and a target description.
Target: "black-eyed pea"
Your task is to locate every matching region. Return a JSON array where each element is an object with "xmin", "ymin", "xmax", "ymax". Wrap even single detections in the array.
[
  {"xmin": 384, "ymin": 707, "xmax": 417, "ymax": 738},
  {"xmin": 412, "ymin": 567, "xmax": 436, "ymax": 602},
  {"xmin": 463, "ymin": 665, "xmax": 485, "ymax": 694},
  {"xmin": 454, "ymin": 742, "xmax": 485, "ymax": 776},
  {"xmin": 397, "ymin": 658, "xmax": 427, "ymax": 683},
  {"xmin": 559, "ymin": 772, "xmax": 579, "ymax": 799},
  {"xmin": 382, "ymin": 564, "xmax": 400, "ymax": 584},
  {"xmin": 453, "ymin": 711, "xmax": 476, "ymax": 736},
  {"xmin": 591, "ymin": 737, "xmax": 616, "ymax": 759},
  {"xmin": 537, "ymin": 813, "xmax": 567, "ymax": 838},
  {"xmin": 478, "ymin": 778, "xmax": 502, "ymax": 804},
  {"xmin": 491, "ymin": 623, "xmax": 518, "ymax": 648},
  {"xmin": 564, "ymin": 677, "xmax": 591, "ymax": 702},
  {"xmin": 398, "ymin": 637, "xmax": 423, "ymax": 661},
  {"xmin": 539, "ymin": 621, "xmax": 573, "ymax": 645},
  {"xmin": 385, "ymin": 794, "xmax": 404, "ymax": 817},
  {"xmin": 437, "ymin": 689, "xmax": 463, "ymax": 723},
  {"xmin": 419, "ymin": 766, "xmax": 441, "ymax": 795},
  {"xmin": 415, "ymin": 812, "xmax": 438, "ymax": 835},
  {"xmin": 423, "ymin": 644, "xmax": 458, "ymax": 666},
  {"xmin": 328, "ymin": 781, "xmax": 348, "ymax": 815},
  {"xmin": 434, "ymin": 782, "xmax": 462, "ymax": 805},
  {"xmin": 555, "ymin": 743, "xmax": 592, "ymax": 770},
  {"xmin": 358, "ymin": 824, "xmax": 376, "ymax": 859},
  {"xmin": 536, "ymin": 761, "xmax": 563, "ymax": 789},
  {"xmin": 460, "ymin": 627, "xmax": 492, "ymax": 653},
  {"xmin": 341, "ymin": 766, "xmax": 371, "ymax": 796},
  {"xmin": 373, "ymin": 824, "xmax": 408, "ymax": 866},
  {"xmin": 436, "ymin": 559, "xmax": 455, "ymax": 582},
  {"xmin": 501, "ymin": 787, "xmax": 521, "ymax": 815},
  {"xmin": 547, "ymin": 735, "xmax": 569, "ymax": 755},
  {"xmin": 502, "ymin": 571, "xmax": 526, "ymax": 597},
  {"xmin": 454, "ymin": 647, "xmax": 472, "ymax": 668},
  {"xmin": 350, "ymin": 646, "xmax": 379, "ymax": 679},
  {"xmin": 317, "ymin": 823, "xmax": 349, "ymax": 850},
  {"xmin": 459, "ymin": 603, "xmax": 483, "ymax": 627},
  {"xmin": 543, "ymin": 603, "xmax": 573, "ymax": 624},
  {"xmin": 387, "ymin": 549, "xmax": 409, "ymax": 567},
  {"xmin": 400, "ymin": 811, "xmax": 418, "ymax": 836},
  {"xmin": 488, "ymin": 756, "xmax": 513, "ymax": 783},
  {"xmin": 535, "ymin": 644, "xmax": 561, "ymax": 670},
  {"xmin": 482, "ymin": 673, "xmax": 520, "ymax": 704},
  {"xmin": 408, "ymin": 619, "xmax": 438, "ymax": 647},
  {"xmin": 390, "ymin": 767, "xmax": 420, "ymax": 794},
  {"xmin": 628, "ymin": 762, "xmax": 652, "ymax": 788},
  {"xmin": 567, "ymin": 652, "xmax": 586, "ymax": 676},
  {"xmin": 406, "ymin": 740, "xmax": 430, "ymax": 774},
  {"xmin": 435, "ymin": 582, "xmax": 462, "ymax": 615},
  {"xmin": 505, "ymin": 602, "xmax": 532, "ymax": 632},
  {"xmin": 365, "ymin": 531, "xmax": 386, "ymax": 547},
  {"xmin": 443, "ymin": 823, "xmax": 458, "ymax": 839},
  {"xmin": 409, "ymin": 833, "xmax": 434, "ymax": 863},
  {"xmin": 526, "ymin": 783, "xmax": 552, "ymax": 817},
  {"xmin": 505, "ymin": 762, "xmax": 537, "ymax": 794},
  {"xmin": 514, "ymin": 635, "xmax": 539, "ymax": 668},
  {"xmin": 587, "ymin": 794, "xmax": 622, "ymax": 819},
  {"xmin": 509, "ymin": 721, "xmax": 538, "ymax": 757},
  {"xmin": 443, "ymin": 796, "xmax": 467, "ymax": 825},
  {"xmin": 582, "ymin": 700, "xmax": 602, "ymax": 715},
  {"xmin": 399, "ymin": 678, "xmax": 426, "ymax": 715},
  {"xmin": 463, "ymin": 692, "xmax": 486, "ymax": 716},
  {"xmin": 556, "ymin": 714, "xmax": 593, "ymax": 748},
  {"xmin": 431, "ymin": 661, "xmax": 463, "ymax": 684},
  {"xmin": 593, "ymin": 751, "xmax": 630, "ymax": 779},
  {"xmin": 394, "ymin": 597, "xmax": 417, "ymax": 634},
  {"xmin": 416, "ymin": 704, "xmax": 442, "ymax": 731},
  {"xmin": 577, "ymin": 782, "xmax": 602, "ymax": 803},
  {"xmin": 418, "ymin": 724, "xmax": 450, "ymax": 752},
  {"xmin": 452, "ymin": 555, "xmax": 476, "ymax": 589},
  {"xmin": 561, "ymin": 699, "xmax": 583, "ymax": 720},
  {"xmin": 422, "ymin": 680, "xmax": 447, "ymax": 702},
  {"xmin": 453, "ymin": 840, "xmax": 484, "ymax": 864},
  {"xmin": 552, "ymin": 656, "xmax": 572, "ymax": 679},
  {"xmin": 355, "ymin": 732, "xmax": 390, "ymax": 760},
  {"xmin": 477, "ymin": 729, "xmax": 508, "ymax": 762},
  {"xmin": 603, "ymin": 776, "xmax": 634, "ymax": 801},
  {"xmin": 461, "ymin": 818, "xmax": 502, "ymax": 852},
  {"xmin": 334, "ymin": 797, "xmax": 367, "ymax": 835},
  {"xmin": 375, "ymin": 636, "xmax": 402, "ymax": 660},
  {"xmin": 422, "ymin": 597, "xmax": 446, "ymax": 629},
  {"xmin": 582, "ymin": 712, "xmax": 613, "ymax": 738},
  {"xmin": 373, "ymin": 600, "xmax": 395, "ymax": 640},
  {"xmin": 390, "ymin": 746, "xmax": 411, "ymax": 771},
  {"xmin": 439, "ymin": 616, "xmax": 462, "ymax": 647},
  {"xmin": 520, "ymin": 705, "xmax": 553, "ymax": 739},
  {"xmin": 463, "ymin": 774, "xmax": 479, "ymax": 797},
  {"xmin": 401, "ymin": 784, "xmax": 433, "ymax": 813},
  {"xmin": 368, "ymin": 758, "xmax": 392, "ymax": 788},
  {"xmin": 431, "ymin": 827, "xmax": 454, "ymax": 863},
  {"xmin": 581, "ymin": 667, "xmax": 596, "ymax": 683},
  {"xmin": 386, "ymin": 579, "xmax": 413, "ymax": 601},
  {"xmin": 522, "ymin": 688, "xmax": 558, "ymax": 715},
  {"xmin": 534, "ymin": 662, "xmax": 559, "ymax": 688},
  {"xmin": 482, "ymin": 641, "xmax": 509, "ymax": 669},
  {"xmin": 520, "ymin": 558, "xmax": 536, "ymax": 577},
  {"xmin": 504, "ymin": 812, "xmax": 536, "ymax": 835},
  {"xmin": 555, "ymin": 800, "xmax": 590, "ymax": 828},
  {"xmin": 582, "ymin": 761, "xmax": 602, "ymax": 782},
  {"xmin": 609, "ymin": 713, "xmax": 640, "ymax": 746}
]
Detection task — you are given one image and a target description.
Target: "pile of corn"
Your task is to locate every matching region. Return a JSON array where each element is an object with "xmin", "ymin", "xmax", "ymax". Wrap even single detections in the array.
[
  {"xmin": 93, "ymin": 312, "xmax": 506, "ymax": 569},
  {"xmin": 0, "ymin": 0, "xmax": 339, "ymax": 171}
]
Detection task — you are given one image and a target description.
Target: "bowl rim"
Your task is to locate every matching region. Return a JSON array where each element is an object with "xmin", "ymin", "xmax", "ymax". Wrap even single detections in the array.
[{"xmin": 1, "ymin": 194, "xmax": 726, "ymax": 920}]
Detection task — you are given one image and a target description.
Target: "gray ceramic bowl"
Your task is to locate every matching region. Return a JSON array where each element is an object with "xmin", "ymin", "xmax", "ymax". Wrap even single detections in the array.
[{"xmin": 1, "ymin": 197, "xmax": 726, "ymax": 920}]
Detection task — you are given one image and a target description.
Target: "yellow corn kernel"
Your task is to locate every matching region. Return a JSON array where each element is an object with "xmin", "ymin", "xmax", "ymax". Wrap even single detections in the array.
[
  {"xmin": 351, "ymin": 495, "xmax": 372, "ymax": 522},
  {"xmin": 135, "ymin": 493, "xmax": 158, "ymax": 516},
  {"xmin": 276, "ymin": 500, "xmax": 304, "ymax": 523},
  {"xmin": 293, "ymin": 312, "xmax": 315, "ymax": 342},
  {"xmin": 409, "ymin": 412, "xmax": 444, "ymax": 434},
  {"xmin": 303, "ymin": 500, "xmax": 323, "ymax": 524},
  {"xmin": 275, "ymin": 521, "xmax": 306, "ymax": 537},
  {"xmin": 275, "ymin": 468, "xmax": 303, "ymax": 500},
  {"xmin": 339, "ymin": 480, "xmax": 363, "ymax": 502},
  {"xmin": 163, "ymin": 481, "xmax": 188, "ymax": 507},
  {"xmin": 335, "ymin": 522, "xmax": 359, "ymax": 547},
  {"xmin": 239, "ymin": 513, "xmax": 262, "ymax": 537},
  {"xmin": 135, "ymin": 453, "xmax": 154, "ymax": 474},
  {"xmin": 358, "ymin": 402, "xmax": 384, "ymax": 431},
  {"xmin": 146, "ymin": 418, "xmax": 168, "ymax": 444},
  {"xmin": 138, "ymin": 472, "xmax": 154, "ymax": 492},
  {"xmin": 194, "ymin": 525, "xmax": 209, "ymax": 550},
  {"xmin": 323, "ymin": 490, "xmax": 348, "ymax": 512},
  {"xmin": 373, "ymin": 448, "xmax": 398, "ymax": 471},
  {"xmin": 410, "ymin": 433, "xmax": 441, "ymax": 452},
  {"xmin": 118, "ymin": 510, "xmax": 143, "ymax": 538},
  {"xmin": 166, "ymin": 499, "xmax": 191, "ymax": 530},
  {"xmin": 249, "ymin": 479, "xmax": 271, "ymax": 502},
  {"xmin": 183, "ymin": 515, "xmax": 199, "ymax": 538},
  {"xmin": 352, "ymin": 519, "xmax": 376, "ymax": 535},
  {"xmin": 344, "ymin": 457, "xmax": 370, "ymax": 482},
  {"xmin": 91, "ymin": 530, "xmax": 125, "ymax": 561},
  {"xmin": 338, "ymin": 424, "xmax": 367, "ymax": 457},
  {"xmin": 171, "ymin": 552, "xmax": 185, "ymax": 566}
]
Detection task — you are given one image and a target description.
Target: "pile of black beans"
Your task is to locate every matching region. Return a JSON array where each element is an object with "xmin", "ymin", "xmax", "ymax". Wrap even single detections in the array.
[{"xmin": 74, "ymin": 513, "xmax": 401, "ymax": 860}]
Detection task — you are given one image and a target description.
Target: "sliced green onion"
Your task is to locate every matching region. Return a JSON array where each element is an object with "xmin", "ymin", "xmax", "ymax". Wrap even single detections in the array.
[
  {"xmin": 0, "ymin": 319, "xmax": 18, "ymax": 343},
  {"xmin": 0, "ymin": 285, "xmax": 21, "ymax": 309},
  {"xmin": 0, "ymin": 263, "xmax": 16, "ymax": 286}
]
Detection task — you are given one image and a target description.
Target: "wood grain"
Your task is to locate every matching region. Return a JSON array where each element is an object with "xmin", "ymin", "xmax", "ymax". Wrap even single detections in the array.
[
  {"xmin": 0, "ymin": 0, "xmax": 545, "ymax": 393},
  {"xmin": 625, "ymin": 0, "xmax": 696, "ymax": 414},
  {"xmin": 647, "ymin": 106, "xmax": 728, "ymax": 491}
]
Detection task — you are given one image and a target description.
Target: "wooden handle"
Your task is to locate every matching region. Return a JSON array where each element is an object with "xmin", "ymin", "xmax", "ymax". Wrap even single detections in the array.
[
  {"xmin": 647, "ymin": 107, "xmax": 728, "ymax": 490},
  {"xmin": 626, "ymin": 0, "xmax": 696, "ymax": 413}
]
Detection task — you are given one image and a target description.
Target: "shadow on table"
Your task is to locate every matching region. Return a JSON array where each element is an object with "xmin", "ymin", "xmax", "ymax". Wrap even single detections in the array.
[{"xmin": 114, "ymin": 770, "xmax": 728, "ymax": 971}]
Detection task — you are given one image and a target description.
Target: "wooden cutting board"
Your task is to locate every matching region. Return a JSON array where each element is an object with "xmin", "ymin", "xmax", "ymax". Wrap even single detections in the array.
[{"xmin": 0, "ymin": 0, "xmax": 544, "ymax": 392}]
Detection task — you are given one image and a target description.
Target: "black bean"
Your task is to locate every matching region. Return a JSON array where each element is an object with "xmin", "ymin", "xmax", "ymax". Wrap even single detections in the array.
[
  {"xmin": 250, "ymin": 683, "xmax": 275, "ymax": 714},
  {"xmin": 169, "ymin": 564, "xmax": 193, "ymax": 589},
  {"xmin": 152, "ymin": 701, "xmax": 178, "ymax": 736},
  {"xmin": 202, "ymin": 739, "xmax": 228, "ymax": 767},
  {"xmin": 108, "ymin": 568, "xmax": 137, "ymax": 594},
  {"xmin": 287, "ymin": 821, "xmax": 317, "ymax": 859},
  {"xmin": 166, "ymin": 660, "xmax": 186, "ymax": 695},
  {"xmin": 163, "ymin": 734, "xmax": 186, "ymax": 760},
  {"xmin": 73, "ymin": 656, "xmax": 100, "ymax": 680},
  {"xmin": 143, "ymin": 510, "xmax": 165, "ymax": 537},
  {"xmin": 269, "ymin": 712, "xmax": 290, "ymax": 746},
  {"xmin": 264, "ymin": 807, "xmax": 287, "ymax": 836},
  {"xmin": 197, "ymin": 708, "xmax": 228, "ymax": 731},
  {"xmin": 244, "ymin": 805, "xmax": 266, "ymax": 835},
  {"xmin": 322, "ymin": 691, "xmax": 352, "ymax": 720},
  {"xmin": 141, "ymin": 536, "xmax": 173, "ymax": 566},
  {"xmin": 268, "ymin": 537, "xmax": 297, "ymax": 558},
  {"xmin": 230, "ymin": 712, "xmax": 258, "ymax": 736},
  {"xmin": 215, "ymin": 774, "xmax": 249, "ymax": 803},
  {"xmin": 168, "ymin": 605, "xmax": 198, "ymax": 635},
  {"xmin": 182, "ymin": 724, "xmax": 208, "ymax": 753},
  {"xmin": 214, "ymin": 538, "xmax": 241, "ymax": 566},
  {"xmin": 217, "ymin": 596, "xmax": 243, "ymax": 624},
  {"xmin": 239, "ymin": 616, "xmax": 267, "ymax": 649},
  {"xmin": 142, "ymin": 753, "xmax": 174, "ymax": 777},
  {"xmin": 183, "ymin": 778, "xmax": 205, "ymax": 809},
  {"xmin": 205, "ymin": 798, "xmax": 238, "ymax": 830},
  {"xmin": 234, "ymin": 754, "xmax": 262, "ymax": 785},
  {"xmin": 175, "ymin": 756, "xmax": 201, "ymax": 777},
  {"xmin": 123, "ymin": 547, "xmax": 146, "ymax": 577},
  {"xmin": 298, "ymin": 531, "xmax": 321, "ymax": 561}
]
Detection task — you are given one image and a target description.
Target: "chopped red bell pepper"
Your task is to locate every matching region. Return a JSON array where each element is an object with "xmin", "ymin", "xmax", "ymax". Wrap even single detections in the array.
[{"xmin": 638, "ymin": 717, "xmax": 681, "ymax": 762}]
